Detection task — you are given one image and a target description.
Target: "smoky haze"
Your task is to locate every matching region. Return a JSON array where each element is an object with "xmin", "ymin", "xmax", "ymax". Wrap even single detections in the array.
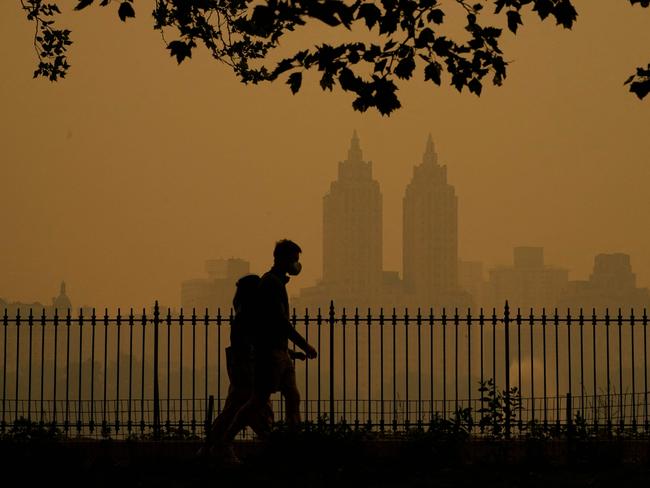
[{"xmin": 1, "ymin": 2, "xmax": 649, "ymax": 312}]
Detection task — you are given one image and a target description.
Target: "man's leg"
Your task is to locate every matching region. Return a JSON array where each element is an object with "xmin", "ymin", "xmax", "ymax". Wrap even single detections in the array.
[
  {"xmin": 279, "ymin": 353, "xmax": 301, "ymax": 431},
  {"xmin": 208, "ymin": 384, "xmax": 251, "ymax": 442},
  {"xmin": 248, "ymin": 395, "xmax": 274, "ymax": 440},
  {"xmin": 221, "ymin": 390, "xmax": 273, "ymax": 442}
]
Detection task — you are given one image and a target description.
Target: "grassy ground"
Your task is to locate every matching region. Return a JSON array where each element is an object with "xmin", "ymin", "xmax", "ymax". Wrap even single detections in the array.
[{"xmin": 4, "ymin": 436, "xmax": 650, "ymax": 488}]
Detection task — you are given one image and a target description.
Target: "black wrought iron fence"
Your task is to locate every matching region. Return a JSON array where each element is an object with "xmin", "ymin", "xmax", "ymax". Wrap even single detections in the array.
[{"xmin": 1, "ymin": 302, "xmax": 648, "ymax": 439}]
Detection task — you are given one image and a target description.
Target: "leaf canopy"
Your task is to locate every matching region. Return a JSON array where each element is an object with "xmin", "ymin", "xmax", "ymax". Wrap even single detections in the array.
[{"xmin": 20, "ymin": 0, "xmax": 650, "ymax": 115}]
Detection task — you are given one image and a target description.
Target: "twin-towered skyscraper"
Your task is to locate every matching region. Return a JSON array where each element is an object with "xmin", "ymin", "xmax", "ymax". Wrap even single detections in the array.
[
  {"xmin": 403, "ymin": 134, "xmax": 460, "ymax": 304},
  {"xmin": 322, "ymin": 131, "xmax": 383, "ymax": 304},
  {"xmin": 296, "ymin": 131, "xmax": 470, "ymax": 310}
]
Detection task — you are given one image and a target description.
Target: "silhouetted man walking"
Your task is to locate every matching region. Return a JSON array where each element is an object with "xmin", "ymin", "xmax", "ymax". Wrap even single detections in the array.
[
  {"xmin": 201, "ymin": 275, "xmax": 271, "ymax": 451},
  {"xmin": 218, "ymin": 239, "xmax": 317, "ymax": 462},
  {"xmin": 202, "ymin": 274, "xmax": 306, "ymax": 454}
]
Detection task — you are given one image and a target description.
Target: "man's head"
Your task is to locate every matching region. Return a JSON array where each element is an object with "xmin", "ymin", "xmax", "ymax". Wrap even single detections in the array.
[{"xmin": 273, "ymin": 239, "xmax": 302, "ymax": 276}]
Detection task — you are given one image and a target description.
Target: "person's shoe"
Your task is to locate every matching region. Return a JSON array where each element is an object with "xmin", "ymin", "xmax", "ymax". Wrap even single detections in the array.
[
  {"xmin": 195, "ymin": 444, "xmax": 210, "ymax": 458},
  {"xmin": 211, "ymin": 443, "xmax": 242, "ymax": 466}
]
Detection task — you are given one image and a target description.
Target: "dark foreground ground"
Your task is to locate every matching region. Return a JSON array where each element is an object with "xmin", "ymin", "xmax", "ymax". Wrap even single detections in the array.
[{"xmin": 3, "ymin": 437, "xmax": 650, "ymax": 488}]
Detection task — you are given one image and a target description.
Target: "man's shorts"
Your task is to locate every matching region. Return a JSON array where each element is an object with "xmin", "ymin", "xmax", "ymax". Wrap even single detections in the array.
[
  {"xmin": 253, "ymin": 349, "xmax": 297, "ymax": 395},
  {"xmin": 225, "ymin": 346, "xmax": 254, "ymax": 388}
]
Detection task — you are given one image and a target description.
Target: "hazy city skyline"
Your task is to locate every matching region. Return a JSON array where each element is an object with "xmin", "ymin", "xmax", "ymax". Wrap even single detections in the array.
[
  {"xmin": 1, "ymin": 3, "xmax": 649, "ymax": 310},
  {"xmin": 2, "ymin": 129, "xmax": 650, "ymax": 311}
]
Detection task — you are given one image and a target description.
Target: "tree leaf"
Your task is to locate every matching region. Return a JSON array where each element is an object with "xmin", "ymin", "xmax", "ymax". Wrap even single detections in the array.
[
  {"xmin": 287, "ymin": 72, "xmax": 302, "ymax": 94},
  {"xmin": 506, "ymin": 10, "xmax": 522, "ymax": 33},
  {"xmin": 74, "ymin": 0, "xmax": 95, "ymax": 10},
  {"xmin": 118, "ymin": 2, "xmax": 135, "ymax": 22},
  {"xmin": 427, "ymin": 9, "xmax": 445, "ymax": 25},
  {"xmin": 357, "ymin": 3, "xmax": 382, "ymax": 30},
  {"xmin": 167, "ymin": 40, "xmax": 192, "ymax": 64},
  {"xmin": 424, "ymin": 62, "xmax": 442, "ymax": 85},
  {"xmin": 394, "ymin": 54, "xmax": 416, "ymax": 80}
]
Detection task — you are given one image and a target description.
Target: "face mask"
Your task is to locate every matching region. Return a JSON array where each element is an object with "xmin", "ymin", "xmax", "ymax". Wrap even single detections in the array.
[{"xmin": 287, "ymin": 261, "xmax": 302, "ymax": 276}]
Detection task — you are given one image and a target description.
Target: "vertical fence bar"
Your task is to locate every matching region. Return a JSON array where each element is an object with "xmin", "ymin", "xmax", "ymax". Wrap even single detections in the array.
[
  {"xmin": 579, "ymin": 309, "xmax": 584, "ymax": 416},
  {"xmin": 165, "ymin": 308, "xmax": 171, "ymax": 433},
  {"xmin": 116, "ymin": 309, "xmax": 121, "ymax": 435},
  {"xmin": 405, "ymin": 308, "xmax": 410, "ymax": 428},
  {"xmin": 606, "ymin": 308, "xmax": 611, "ymax": 433},
  {"xmin": 38, "ymin": 309, "xmax": 45, "ymax": 426},
  {"xmin": 65, "ymin": 309, "xmax": 71, "ymax": 433},
  {"xmin": 417, "ymin": 308, "xmax": 422, "ymax": 427},
  {"xmin": 567, "ymin": 309, "xmax": 572, "ymax": 426},
  {"xmin": 392, "ymin": 308, "xmax": 397, "ymax": 430},
  {"xmin": 478, "ymin": 307, "xmax": 485, "ymax": 432},
  {"xmin": 353, "ymin": 308, "xmax": 359, "ymax": 428},
  {"xmin": 53, "ymin": 309, "xmax": 59, "ymax": 427},
  {"xmin": 491, "ymin": 307, "xmax": 496, "ymax": 394},
  {"xmin": 542, "ymin": 308, "xmax": 547, "ymax": 429},
  {"xmin": 127, "ymin": 309, "xmax": 134, "ymax": 435},
  {"xmin": 317, "ymin": 308, "xmax": 321, "ymax": 423},
  {"xmin": 305, "ymin": 309, "xmax": 310, "ymax": 423},
  {"xmin": 429, "ymin": 308, "xmax": 434, "ymax": 425},
  {"xmin": 454, "ymin": 308, "xmax": 458, "ymax": 415},
  {"xmin": 366, "ymin": 307, "xmax": 372, "ymax": 427},
  {"xmin": 90, "ymin": 308, "xmax": 96, "ymax": 433},
  {"xmin": 140, "ymin": 309, "xmax": 146, "ymax": 433},
  {"xmin": 467, "ymin": 309, "xmax": 471, "ymax": 421},
  {"xmin": 516, "ymin": 308, "xmax": 521, "ymax": 430},
  {"xmin": 529, "ymin": 309, "xmax": 535, "ymax": 424},
  {"xmin": 553, "ymin": 309, "xmax": 559, "ymax": 429},
  {"xmin": 618, "ymin": 309, "xmax": 624, "ymax": 430},
  {"xmin": 289, "ymin": 307, "xmax": 298, "ymax": 424},
  {"xmin": 28, "ymin": 309, "xmax": 33, "ymax": 422},
  {"xmin": 376, "ymin": 307, "xmax": 383, "ymax": 429},
  {"xmin": 77, "ymin": 309, "xmax": 83, "ymax": 434},
  {"xmin": 592, "ymin": 309, "xmax": 597, "ymax": 430},
  {"xmin": 1, "ymin": 309, "xmax": 7, "ymax": 432},
  {"xmin": 329, "ymin": 301, "xmax": 335, "ymax": 429},
  {"xmin": 103, "ymin": 309, "xmax": 108, "ymax": 435},
  {"xmin": 191, "ymin": 309, "xmax": 196, "ymax": 434},
  {"xmin": 341, "ymin": 308, "xmax": 347, "ymax": 424},
  {"xmin": 217, "ymin": 309, "xmax": 222, "ymax": 414},
  {"xmin": 179, "ymin": 309, "xmax": 184, "ymax": 432},
  {"xmin": 14, "ymin": 310, "xmax": 21, "ymax": 425},
  {"xmin": 153, "ymin": 302, "xmax": 161, "ymax": 440},
  {"xmin": 631, "ymin": 309, "xmax": 636, "ymax": 431},
  {"xmin": 204, "ymin": 308, "xmax": 209, "ymax": 434},
  {"xmin": 443, "ymin": 308, "xmax": 448, "ymax": 420},
  {"xmin": 39, "ymin": 309, "xmax": 45, "ymax": 425},
  {"xmin": 491, "ymin": 307, "xmax": 496, "ymax": 430},
  {"xmin": 643, "ymin": 308, "xmax": 650, "ymax": 432},
  {"xmin": 504, "ymin": 301, "xmax": 510, "ymax": 439}
]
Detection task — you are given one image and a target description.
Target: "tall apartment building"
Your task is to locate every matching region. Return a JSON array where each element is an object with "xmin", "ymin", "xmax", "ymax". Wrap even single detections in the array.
[
  {"xmin": 321, "ymin": 131, "xmax": 383, "ymax": 305},
  {"xmin": 402, "ymin": 136, "xmax": 462, "ymax": 307}
]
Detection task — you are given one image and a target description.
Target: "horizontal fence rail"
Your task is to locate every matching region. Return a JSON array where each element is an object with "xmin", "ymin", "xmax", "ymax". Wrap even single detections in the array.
[{"xmin": 1, "ymin": 302, "xmax": 649, "ymax": 439}]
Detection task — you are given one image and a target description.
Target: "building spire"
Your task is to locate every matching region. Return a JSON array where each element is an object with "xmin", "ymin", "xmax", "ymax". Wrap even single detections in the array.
[
  {"xmin": 60, "ymin": 281, "xmax": 66, "ymax": 296},
  {"xmin": 422, "ymin": 133, "xmax": 438, "ymax": 165},
  {"xmin": 347, "ymin": 129, "xmax": 363, "ymax": 162}
]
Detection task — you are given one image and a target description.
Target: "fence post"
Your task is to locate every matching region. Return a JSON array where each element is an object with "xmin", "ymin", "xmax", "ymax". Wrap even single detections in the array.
[
  {"xmin": 153, "ymin": 301, "xmax": 161, "ymax": 440},
  {"xmin": 329, "ymin": 301, "xmax": 335, "ymax": 430},
  {"xmin": 566, "ymin": 392, "xmax": 573, "ymax": 438},
  {"xmin": 205, "ymin": 395, "xmax": 214, "ymax": 442},
  {"xmin": 504, "ymin": 301, "xmax": 511, "ymax": 439}
]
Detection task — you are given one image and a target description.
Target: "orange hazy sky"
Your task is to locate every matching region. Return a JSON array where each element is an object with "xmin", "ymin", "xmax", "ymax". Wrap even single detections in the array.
[{"xmin": 1, "ymin": 1, "xmax": 649, "ymax": 310}]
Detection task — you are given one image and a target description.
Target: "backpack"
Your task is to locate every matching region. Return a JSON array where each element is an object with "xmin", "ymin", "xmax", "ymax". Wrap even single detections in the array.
[{"xmin": 230, "ymin": 274, "xmax": 261, "ymax": 348}]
